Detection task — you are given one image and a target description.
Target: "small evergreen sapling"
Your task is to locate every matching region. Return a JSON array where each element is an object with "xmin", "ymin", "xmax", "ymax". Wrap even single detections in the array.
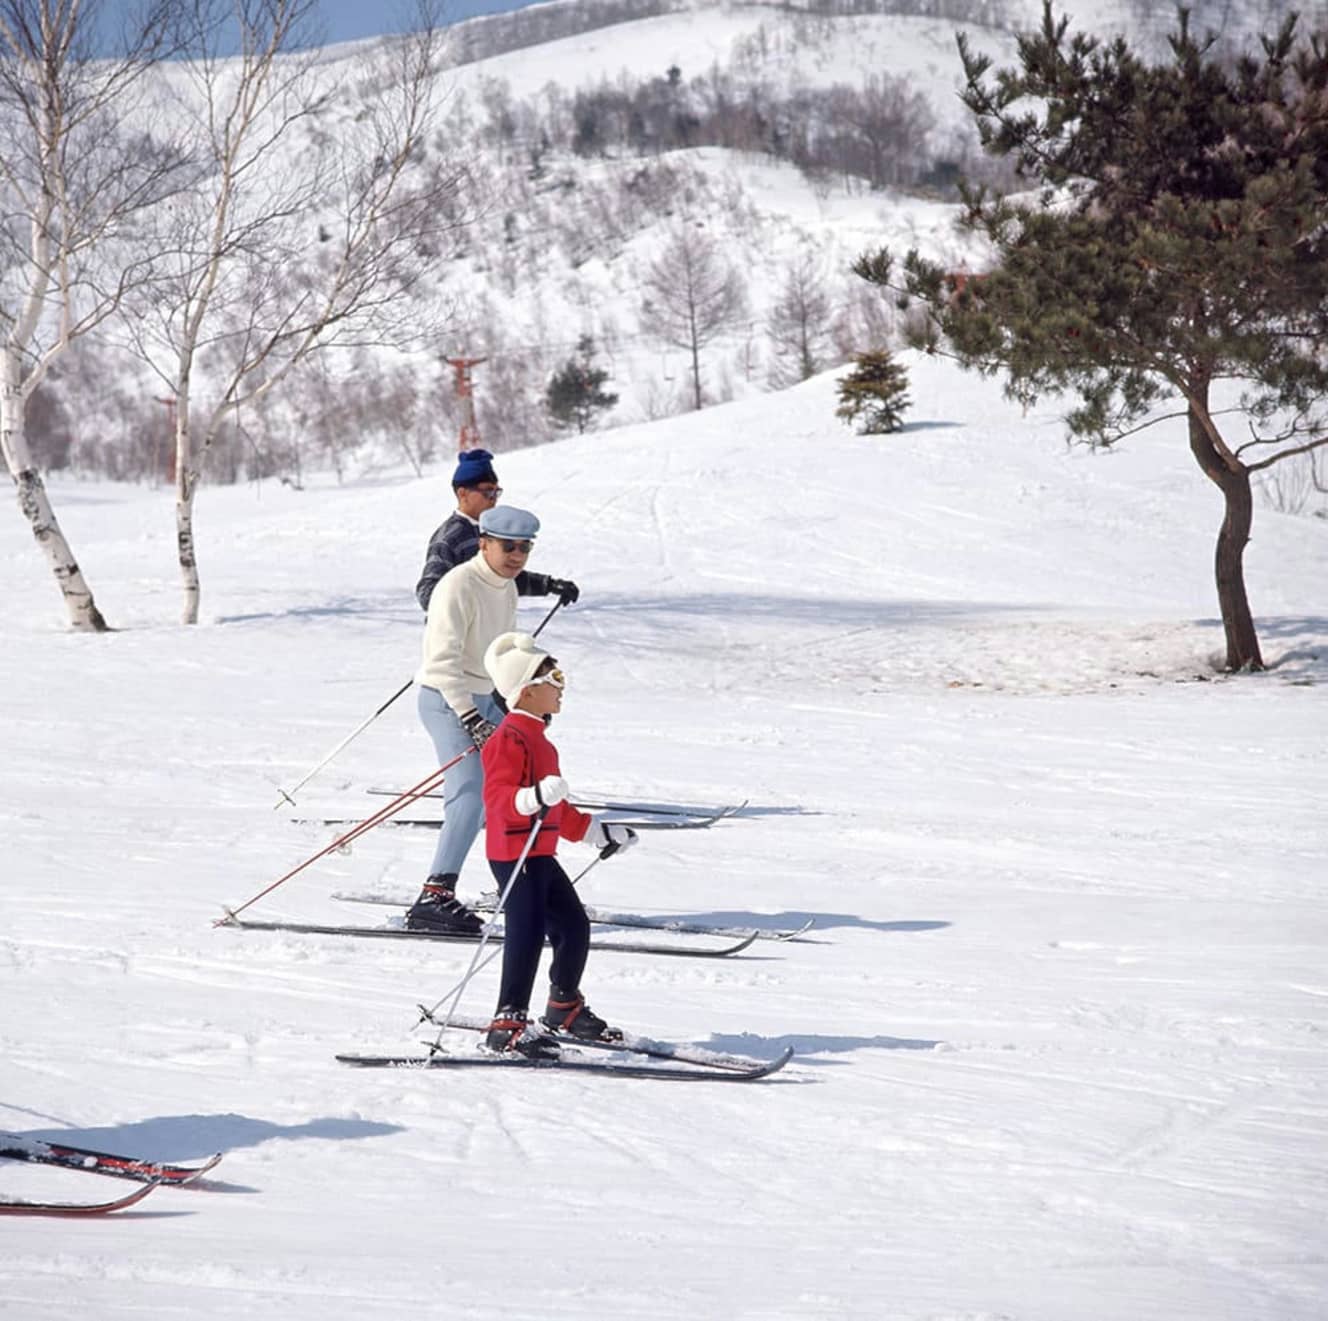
[
  {"xmin": 836, "ymin": 350, "xmax": 911, "ymax": 434},
  {"xmin": 545, "ymin": 336, "xmax": 619, "ymax": 434}
]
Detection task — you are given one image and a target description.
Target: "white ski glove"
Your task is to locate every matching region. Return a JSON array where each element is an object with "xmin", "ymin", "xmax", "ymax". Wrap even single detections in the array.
[
  {"xmin": 514, "ymin": 774, "xmax": 568, "ymax": 816},
  {"xmin": 587, "ymin": 817, "xmax": 639, "ymax": 856}
]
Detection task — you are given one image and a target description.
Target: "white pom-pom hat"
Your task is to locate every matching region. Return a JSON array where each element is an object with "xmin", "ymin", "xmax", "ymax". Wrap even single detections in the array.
[{"xmin": 484, "ymin": 631, "xmax": 552, "ymax": 704}]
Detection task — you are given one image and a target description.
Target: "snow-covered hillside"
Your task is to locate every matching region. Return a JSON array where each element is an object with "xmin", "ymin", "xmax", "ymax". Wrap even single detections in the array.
[
  {"xmin": 2, "ymin": 354, "xmax": 1325, "ymax": 1318},
  {"xmin": 36, "ymin": 0, "xmax": 1328, "ymax": 482}
]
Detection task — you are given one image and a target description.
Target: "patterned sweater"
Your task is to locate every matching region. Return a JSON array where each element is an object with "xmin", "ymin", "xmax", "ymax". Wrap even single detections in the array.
[{"xmin": 415, "ymin": 511, "xmax": 552, "ymax": 610}]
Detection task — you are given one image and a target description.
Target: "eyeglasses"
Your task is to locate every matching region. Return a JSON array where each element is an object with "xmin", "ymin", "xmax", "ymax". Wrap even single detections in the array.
[
  {"xmin": 498, "ymin": 539, "xmax": 532, "ymax": 555},
  {"xmin": 527, "ymin": 667, "xmax": 565, "ymax": 691},
  {"xmin": 474, "ymin": 486, "xmax": 502, "ymax": 500}
]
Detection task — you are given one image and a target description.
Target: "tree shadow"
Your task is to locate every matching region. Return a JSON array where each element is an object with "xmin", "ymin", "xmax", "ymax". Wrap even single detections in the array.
[
  {"xmin": 223, "ymin": 592, "xmax": 1033, "ymax": 633},
  {"xmin": 217, "ymin": 598, "xmax": 416, "ymax": 627},
  {"xmin": 1245, "ymin": 613, "xmax": 1328, "ymax": 638},
  {"xmin": 699, "ymin": 1030, "xmax": 943, "ymax": 1064}
]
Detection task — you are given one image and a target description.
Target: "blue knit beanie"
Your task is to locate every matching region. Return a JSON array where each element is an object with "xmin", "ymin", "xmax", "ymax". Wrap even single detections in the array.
[{"xmin": 452, "ymin": 448, "xmax": 497, "ymax": 488}]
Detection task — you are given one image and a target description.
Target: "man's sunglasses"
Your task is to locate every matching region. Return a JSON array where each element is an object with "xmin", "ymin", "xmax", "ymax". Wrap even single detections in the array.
[
  {"xmin": 473, "ymin": 485, "xmax": 502, "ymax": 499},
  {"xmin": 496, "ymin": 539, "xmax": 533, "ymax": 554}
]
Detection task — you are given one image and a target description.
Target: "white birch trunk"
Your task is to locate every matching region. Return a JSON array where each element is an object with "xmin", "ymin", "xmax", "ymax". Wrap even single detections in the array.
[
  {"xmin": 2, "ymin": 346, "xmax": 108, "ymax": 631},
  {"xmin": 174, "ymin": 372, "xmax": 201, "ymax": 626}
]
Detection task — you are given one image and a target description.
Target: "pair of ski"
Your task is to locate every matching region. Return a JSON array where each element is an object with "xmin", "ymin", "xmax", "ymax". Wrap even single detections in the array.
[
  {"xmin": 325, "ymin": 891, "xmax": 814, "ymax": 948},
  {"xmin": 241, "ymin": 796, "xmax": 811, "ymax": 956},
  {"xmin": 0, "ymin": 1134, "xmax": 223, "ymax": 1216},
  {"xmin": 223, "ymin": 908, "xmax": 775, "ymax": 958},
  {"xmin": 338, "ymin": 1012, "xmax": 793, "ymax": 1082}
]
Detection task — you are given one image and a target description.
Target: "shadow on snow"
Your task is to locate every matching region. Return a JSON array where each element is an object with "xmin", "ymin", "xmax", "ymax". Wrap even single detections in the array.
[
  {"xmin": 638, "ymin": 910, "xmax": 950, "ymax": 938},
  {"xmin": 9, "ymin": 1112, "xmax": 402, "ymax": 1172},
  {"xmin": 700, "ymin": 1030, "xmax": 943, "ymax": 1063}
]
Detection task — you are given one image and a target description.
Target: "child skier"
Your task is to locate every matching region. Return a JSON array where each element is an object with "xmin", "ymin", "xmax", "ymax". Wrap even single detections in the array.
[{"xmin": 480, "ymin": 631, "xmax": 638, "ymax": 1055}]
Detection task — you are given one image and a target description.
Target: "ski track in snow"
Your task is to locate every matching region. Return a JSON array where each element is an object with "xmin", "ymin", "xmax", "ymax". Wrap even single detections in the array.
[{"xmin": 2, "ymin": 352, "xmax": 1326, "ymax": 1319}]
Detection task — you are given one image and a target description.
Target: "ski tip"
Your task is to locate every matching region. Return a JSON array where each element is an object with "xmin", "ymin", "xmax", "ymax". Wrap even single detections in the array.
[{"xmin": 176, "ymin": 1151, "xmax": 226, "ymax": 1184}]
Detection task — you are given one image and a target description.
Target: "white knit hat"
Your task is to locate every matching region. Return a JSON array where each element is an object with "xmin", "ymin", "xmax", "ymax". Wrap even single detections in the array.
[{"xmin": 484, "ymin": 631, "xmax": 552, "ymax": 705}]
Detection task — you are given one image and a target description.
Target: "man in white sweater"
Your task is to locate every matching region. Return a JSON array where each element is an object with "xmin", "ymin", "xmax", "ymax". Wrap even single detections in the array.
[{"xmin": 407, "ymin": 505, "xmax": 542, "ymax": 933}]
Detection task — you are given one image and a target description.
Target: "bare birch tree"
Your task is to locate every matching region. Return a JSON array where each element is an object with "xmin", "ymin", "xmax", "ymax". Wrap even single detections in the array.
[
  {"xmin": 0, "ymin": 0, "xmax": 186, "ymax": 630},
  {"xmin": 640, "ymin": 224, "xmax": 746, "ymax": 411},
  {"xmin": 766, "ymin": 249, "xmax": 834, "ymax": 387},
  {"xmin": 125, "ymin": 0, "xmax": 473, "ymax": 623}
]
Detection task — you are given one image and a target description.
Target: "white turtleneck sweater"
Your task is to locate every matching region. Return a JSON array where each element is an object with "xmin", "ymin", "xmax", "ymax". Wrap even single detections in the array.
[{"xmin": 416, "ymin": 551, "xmax": 517, "ymax": 715}]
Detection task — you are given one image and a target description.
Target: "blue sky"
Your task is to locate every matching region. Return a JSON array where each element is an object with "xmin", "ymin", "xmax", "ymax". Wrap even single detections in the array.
[
  {"xmin": 315, "ymin": 0, "xmax": 536, "ymax": 44},
  {"xmin": 91, "ymin": 1, "xmax": 538, "ymax": 53}
]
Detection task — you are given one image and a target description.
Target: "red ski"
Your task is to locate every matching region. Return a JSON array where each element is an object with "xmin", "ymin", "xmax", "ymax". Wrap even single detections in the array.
[
  {"xmin": 0, "ymin": 1181, "xmax": 159, "ymax": 1216},
  {"xmin": 0, "ymin": 1133, "xmax": 223, "ymax": 1186}
]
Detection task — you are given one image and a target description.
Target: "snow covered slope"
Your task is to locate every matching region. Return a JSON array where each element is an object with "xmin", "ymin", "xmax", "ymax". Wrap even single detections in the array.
[{"xmin": 2, "ymin": 354, "xmax": 1325, "ymax": 1318}]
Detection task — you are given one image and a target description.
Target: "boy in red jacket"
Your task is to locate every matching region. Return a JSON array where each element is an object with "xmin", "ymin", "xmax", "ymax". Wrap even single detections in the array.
[{"xmin": 480, "ymin": 632, "xmax": 638, "ymax": 1054}]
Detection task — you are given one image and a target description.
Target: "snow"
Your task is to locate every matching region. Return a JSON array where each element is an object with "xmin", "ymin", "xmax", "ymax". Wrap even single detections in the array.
[{"xmin": 2, "ymin": 352, "xmax": 1327, "ymax": 1318}]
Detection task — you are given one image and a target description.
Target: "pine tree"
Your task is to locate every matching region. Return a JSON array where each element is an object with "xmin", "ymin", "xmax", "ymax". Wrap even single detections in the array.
[
  {"xmin": 545, "ymin": 336, "xmax": 619, "ymax": 434},
  {"xmin": 855, "ymin": 3, "xmax": 1328, "ymax": 672},
  {"xmin": 835, "ymin": 350, "xmax": 911, "ymax": 434}
]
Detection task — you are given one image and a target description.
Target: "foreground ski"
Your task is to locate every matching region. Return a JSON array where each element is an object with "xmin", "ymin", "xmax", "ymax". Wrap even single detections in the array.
[
  {"xmin": 367, "ymin": 787, "xmax": 744, "ymax": 820},
  {"xmin": 0, "ymin": 1134, "xmax": 222, "ymax": 1186},
  {"xmin": 429, "ymin": 1011, "xmax": 785, "ymax": 1073},
  {"xmin": 336, "ymin": 1045, "xmax": 792, "ymax": 1082},
  {"xmin": 299, "ymin": 811, "xmax": 729, "ymax": 832},
  {"xmin": 221, "ymin": 915, "xmax": 759, "ymax": 958},
  {"xmin": 334, "ymin": 891, "xmax": 814, "ymax": 943},
  {"xmin": 0, "ymin": 1182, "xmax": 160, "ymax": 1216}
]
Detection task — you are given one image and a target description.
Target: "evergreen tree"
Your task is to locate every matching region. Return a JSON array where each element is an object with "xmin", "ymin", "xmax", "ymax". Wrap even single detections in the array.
[
  {"xmin": 835, "ymin": 350, "xmax": 910, "ymax": 434},
  {"xmin": 545, "ymin": 336, "xmax": 619, "ymax": 434},
  {"xmin": 855, "ymin": 3, "xmax": 1328, "ymax": 671}
]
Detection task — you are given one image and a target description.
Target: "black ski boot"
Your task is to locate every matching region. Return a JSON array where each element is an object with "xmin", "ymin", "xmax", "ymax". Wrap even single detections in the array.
[
  {"xmin": 485, "ymin": 1007, "xmax": 558, "ymax": 1059},
  {"xmin": 541, "ymin": 986, "xmax": 623, "ymax": 1041},
  {"xmin": 405, "ymin": 874, "xmax": 483, "ymax": 936}
]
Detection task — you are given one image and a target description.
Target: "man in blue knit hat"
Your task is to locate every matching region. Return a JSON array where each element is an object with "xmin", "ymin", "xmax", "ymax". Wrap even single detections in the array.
[{"xmin": 414, "ymin": 449, "xmax": 579, "ymax": 611}]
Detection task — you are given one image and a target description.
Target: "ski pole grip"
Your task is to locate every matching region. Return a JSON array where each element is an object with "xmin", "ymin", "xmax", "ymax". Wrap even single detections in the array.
[{"xmin": 598, "ymin": 841, "xmax": 620, "ymax": 861}]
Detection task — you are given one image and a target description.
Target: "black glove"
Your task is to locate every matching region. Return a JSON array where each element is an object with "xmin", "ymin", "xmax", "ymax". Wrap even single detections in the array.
[
  {"xmin": 547, "ymin": 577, "xmax": 580, "ymax": 606},
  {"xmin": 459, "ymin": 708, "xmax": 497, "ymax": 748}
]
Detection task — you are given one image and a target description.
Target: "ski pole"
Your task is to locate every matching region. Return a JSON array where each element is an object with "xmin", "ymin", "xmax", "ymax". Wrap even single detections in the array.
[
  {"xmin": 273, "ymin": 678, "xmax": 413, "ymax": 809},
  {"xmin": 220, "ymin": 748, "xmax": 474, "ymax": 925},
  {"xmin": 424, "ymin": 807, "xmax": 547, "ymax": 1043},
  {"xmin": 566, "ymin": 838, "xmax": 622, "ymax": 887},
  {"xmin": 530, "ymin": 598, "xmax": 562, "ymax": 639}
]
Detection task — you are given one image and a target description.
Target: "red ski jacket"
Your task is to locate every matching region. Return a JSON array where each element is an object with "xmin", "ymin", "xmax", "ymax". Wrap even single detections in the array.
[{"xmin": 481, "ymin": 711, "xmax": 592, "ymax": 861}]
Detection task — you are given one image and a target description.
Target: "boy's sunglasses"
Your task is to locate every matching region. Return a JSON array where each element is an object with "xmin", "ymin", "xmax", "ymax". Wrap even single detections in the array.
[{"xmin": 528, "ymin": 667, "xmax": 565, "ymax": 691}]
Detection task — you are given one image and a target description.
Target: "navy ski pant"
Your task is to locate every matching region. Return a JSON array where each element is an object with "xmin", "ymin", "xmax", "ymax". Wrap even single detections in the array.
[{"xmin": 488, "ymin": 854, "xmax": 590, "ymax": 1013}]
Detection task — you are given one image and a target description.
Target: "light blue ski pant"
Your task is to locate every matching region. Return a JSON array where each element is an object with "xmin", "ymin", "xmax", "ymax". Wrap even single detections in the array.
[{"xmin": 416, "ymin": 685, "xmax": 504, "ymax": 880}]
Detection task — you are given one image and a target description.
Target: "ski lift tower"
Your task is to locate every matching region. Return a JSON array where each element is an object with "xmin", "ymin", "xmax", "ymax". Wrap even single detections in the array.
[{"xmin": 444, "ymin": 356, "xmax": 488, "ymax": 453}]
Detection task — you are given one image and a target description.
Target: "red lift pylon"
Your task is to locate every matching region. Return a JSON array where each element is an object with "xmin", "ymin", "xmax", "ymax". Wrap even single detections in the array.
[{"xmin": 444, "ymin": 356, "xmax": 487, "ymax": 452}]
